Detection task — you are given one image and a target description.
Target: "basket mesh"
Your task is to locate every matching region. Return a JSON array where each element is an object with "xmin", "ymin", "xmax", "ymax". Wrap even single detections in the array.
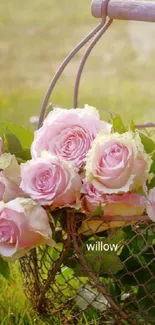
[{"xmin": 20, "ymin": 127, "xmax": 155, "ymax": 325}]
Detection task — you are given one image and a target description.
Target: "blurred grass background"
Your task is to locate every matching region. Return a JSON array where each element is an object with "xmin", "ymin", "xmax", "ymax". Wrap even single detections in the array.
[
  {"xmin": 0, "ymin": 0, "xmax": 155, "ymax": 324},
  {"xmin": 1, "ymin": 0, "xmax": 155, "ymax": 128}
]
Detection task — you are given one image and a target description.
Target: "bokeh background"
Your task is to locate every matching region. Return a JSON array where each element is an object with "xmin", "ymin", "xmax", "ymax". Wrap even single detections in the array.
[
  {"xmin": 1, "ymin": 0, "xmax": 155, "ymax": 129},
  {"xmin": 0, "ymin": 0, "xmax": 155, "ymax": 324}
]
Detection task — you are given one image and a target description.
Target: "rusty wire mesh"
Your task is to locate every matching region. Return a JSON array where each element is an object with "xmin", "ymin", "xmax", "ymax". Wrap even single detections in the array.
[{"xmin": 20, "ymin": 127, "xmax": 155, "ymax": 325}]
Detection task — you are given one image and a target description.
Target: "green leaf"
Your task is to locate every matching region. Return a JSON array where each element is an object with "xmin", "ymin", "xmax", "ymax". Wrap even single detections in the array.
[
  {"xmin": 129, "ymin": 120, "xmax": 135, "ymax": 132},
  {"xmin": 0, "ymin": 123, "xmax": 33, "ymax": 149},
  {"xmin": 131, "ymin": 236, "xmax": 145, "ymax": 254},
  {"xmin": 109, "ymin": 282, "xmax": 121, "ymax": 302},
  {"xmin": 104, "ymin": 230, "xmax": 125, "ymax": 245},
  {"xmin": 112, "ymin": 115, "xmax": 128, "ymax": 134},
  {"xmin": 14, "ymin": 149, "xmax": 31, "ymax": 161},
  {"xmin": 119, "ymin": 246, "xmax": 142, "ymax": 272},
  {"xmin": 99, "ymin": 230, "xmax": 125, "ymax": 255},
  {"xmin": 137, "ymin": 283, "xmax": 155, "ymax": 319},
  {"xmin": 84, "ymin": 306, "xmax": 100, "ymax": 321},
  {"xmin": 116, "ymin": 264, "xmax": 152, "ymax": 287},
  {"xmin": 76, "ymin": 238, "xmax": 124, "ymax": 277},
  {"xmin": 147, "ymin": 151, "xmax": 155, "ymax": 189},
  {"xmin": 89, "ymin": 249, "xmax": 124, "ymax": 276},
  {"xmin": 139, "ymin": 132, "xmax": 155, "ymax": 153},
  {"xmin": 0, "ymin": 256, "xmax": 10, "ymax": 280},
  {"xmin": 4, "ymin": 133, "xmax": 22, "ymax": 153},
  {"xmin": 91, "ymin": 204, "xmax": 104, "ymax": 217},
  {"xmin": 121, "ymin": 226, "xmax": 147, "ymax": 265},
  {"xmin": 123, "ymin": 225, "xmax": 135, "ymax": 239},
  {"xmin": 121, "ymin": 321, "xmax": 131, "ymax": 325},
  {"xmin": 49, "ymin": 244, "xmax": 62, "ymax": 261},
  {"xmin": 0, "ymin": 123, "xmax": 33, "ymax": 161}
]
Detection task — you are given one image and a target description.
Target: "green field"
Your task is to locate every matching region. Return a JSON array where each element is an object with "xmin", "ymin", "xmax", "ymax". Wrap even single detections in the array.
[
  {"xmin": 1, "ymin": 0, "xmax": 155, "ymax": 127},
  {"xmin": 0, "ymin": 0, "xmax": 155, "ymax": 324}
]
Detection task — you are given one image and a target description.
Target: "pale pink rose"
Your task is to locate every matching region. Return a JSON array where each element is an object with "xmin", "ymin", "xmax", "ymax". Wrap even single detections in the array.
[
  {"xmin": 0, "ymin": 198, "xmax": 54, "ymax": 259},
  {"xmin": 81, "ymin": 179, "xmax": 105, "ymax": 213},
  {"xmin": 31, "ymin": 105, "xmax": 111, "ymax": 168},
  {"xmin": 0, "ymin": 153, "xmax": 21, "ymax": 185},
  {"xmin": 104, "ymin": 193, "xmax": 146, "ymax": 217},
  {"xmin": 20, "ymin": 154, "xmax": 82, "ymax": 207},
  {"xmin": 0, "ymin": 138, "xmax": 3, "ymax": 156},
  {"xmin": 0, "ymin": 171, "xmax": 24, "ymax": 203},
  {"xmin": 0, "ymin": 154, "xmax": 24, "ymax": 202},
  {"xmin": 78, "ymin": 217, "xmax": 119, "ymax": 236},
  {"xmin": 146, "ymin": 188, "xmax": 155, "ymax": 221},
  {"xmin": 78, "ymin": 192, "xmax": 146, "ymax": 236},
  {"xmin": 86, "ymin": 131, "xmax": 152, "ymax": 194},
  {"xmin": 82, "ymin": 178, "xmax": 146, "ymax": 216}
]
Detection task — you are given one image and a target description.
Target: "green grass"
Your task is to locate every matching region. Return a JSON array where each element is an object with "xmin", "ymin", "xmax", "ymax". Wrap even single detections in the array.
[
  {"xmin": 0, "ymin": 0, "xmax": 155, "ymax": 324},
  {"xmin": 0, "ymin": 0, "xmax": 155, "ymax": 127},
  {"xmin": 0, "ymin": 263, "xmax": 97, "ymax": 325},
  {"xmin": 0, "ymin": 263, "xmax": 45, "ymax": 325}
]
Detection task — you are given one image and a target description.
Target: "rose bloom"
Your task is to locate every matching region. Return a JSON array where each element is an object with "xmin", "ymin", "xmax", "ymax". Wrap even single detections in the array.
[
  {"xmin": 146, "ymin": 187, "xmax": 155, "ymax": 221},
  {"xmin": 20, "ymin": 153, "xmax": 82, "ymax": 207},
  {"xmin": 81, "ymin": 179, "xmax": 106, "ymax": 214},
  {"xmin": 0, "ymin": 153, "xmax": 21, "ymax": 185},
  {"xmin": 0, "ymin": 171, "xmax": 24, "ymax": 202},
  {"xmin": 31, "ymin": 105, "xmax": 111, "ymax": 168},
  {"xmin": 0, "ymin": 137, "xmax": 3, "ymax": 156},
  {"xmin": 80, "ymin": 187, "xmax": 146, "ymax": 235},
  {"xmin": 0, "ymin": 153, "xmax": 24, "ymax": 202},
  {"xmin": 78, "ymin": 217, "xmax": 124, "ymax": 236},
  {"xmin": 104, "ymin": 193, "xmax": 146, "ymax": 217},
  {"xmin": 86, "ymin": 131, "xmax": 152, "ymax": 194},
  {"xmin": 82, "ymin": 179, "xmax": 146, "ymax": 216},
  {"xmin": 0, "ymin": 198, "xmax": 54, "ymax": 259}
]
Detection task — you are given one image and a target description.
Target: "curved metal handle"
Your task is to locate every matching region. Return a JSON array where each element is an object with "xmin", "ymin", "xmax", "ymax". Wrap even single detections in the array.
[
  {"xmin": 74, "ymin": 18, "xmax": 113, "ymax": 108},
  {"xmin": 92, "ymin": 0, "xmax": 155, "ymax": 22},
  {"xmin": 38, "ymin": 20, "xmax": 105, "ymax": 129}
]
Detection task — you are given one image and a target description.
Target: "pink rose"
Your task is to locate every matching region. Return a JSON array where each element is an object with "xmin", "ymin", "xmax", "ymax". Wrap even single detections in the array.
[
  {"xmin": 0, "ymin": 198, "xmax": 54, "ymax": 259},
  {"xmin": 86, "ymin": 131, "xmax": 152, "ymax": 194},
  {"xmin": 104, "ymin": 193, "xmax": 146, "ymax": 217},
  {"xmin": 78, "ymin": 217, "xmax": 116, "ymax": 236},
  {"xmin": 79, "ymin": 188, "xmax": 146, "ymax": 235},
  {"xmin": 31, "ymin": 105, "xmax": 111, "ymax": 168},
  {"xmin": 0, "ymin": 138, "xmax": 3, "ymax": 156},
  {"xmin": 0, "ymin": 154, "xmax": 24, "ymax": 202},
  {"xmin": 20, "ymin": 154, "xmax": 82, "ymax": 207},
  {"xmin": 81, "ymin": 179, "xmax": 105, "ymax": 213},
  {"xmin": 0, "ymin": 171, "xmax": 24, "ymax": 203},
  {"xmin": 146, "ymin": 188, "xmax": 155, "ymax": 221},
  {"xmin": 82, "ymin": 178, "xmax": 146, "ymax": 217}
]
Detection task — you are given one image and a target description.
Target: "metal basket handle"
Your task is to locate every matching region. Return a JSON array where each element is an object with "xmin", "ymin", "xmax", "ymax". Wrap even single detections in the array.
[
  {"xmin": 38, "ymin": 0, "xmax": 155, "ymax": 129},
  {"xmin": 92, "ymin": 0, "xmax": 155, "ymax": 21}
]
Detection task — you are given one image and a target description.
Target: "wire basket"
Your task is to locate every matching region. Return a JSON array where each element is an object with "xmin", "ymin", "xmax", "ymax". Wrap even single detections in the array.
[
  {"xmin": 20, "ymin": 216, "xmax": 155, "ymax": 325},
  {"xmin": 20, "ymin": 1, "xmax": 155, "ymax": 324}
]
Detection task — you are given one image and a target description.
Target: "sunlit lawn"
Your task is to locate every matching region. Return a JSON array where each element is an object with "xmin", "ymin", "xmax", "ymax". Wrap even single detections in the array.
[{"xmin": 0, "ymin": 0, "xmax": 155, "ymax": 324}]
